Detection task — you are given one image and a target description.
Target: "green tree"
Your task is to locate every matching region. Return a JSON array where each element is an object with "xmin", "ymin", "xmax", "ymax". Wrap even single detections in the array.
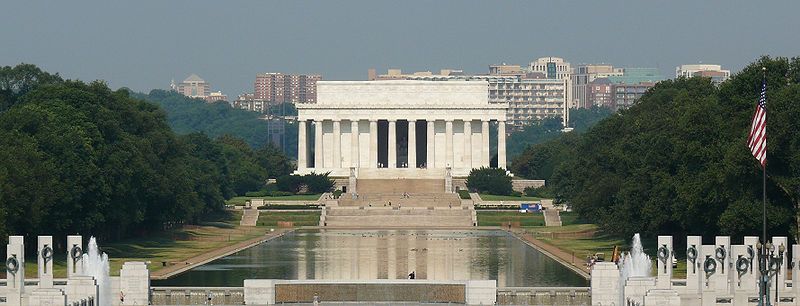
[
  {"xmin": 511, "ymin": 57, "xmax": 800, "ymax": 240},
  {"xmin": 466, "ymin": 167, "xmax": 513, "ymax": 195}
]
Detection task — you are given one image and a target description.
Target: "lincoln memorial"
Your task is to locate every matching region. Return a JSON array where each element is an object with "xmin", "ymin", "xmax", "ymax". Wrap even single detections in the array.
[{"xmin": 295, "ymin": 80, "xmax": 507, "ymax": 179}]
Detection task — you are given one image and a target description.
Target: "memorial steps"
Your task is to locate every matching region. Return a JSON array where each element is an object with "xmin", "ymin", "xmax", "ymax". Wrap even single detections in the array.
[
  {"xmin": 354, "ymin": 178, "xmax": 445, "ymax": 193},
  {"xmin": 323, "ymin": 179, "xmax": 475, "ymax": 228},
  {"xmin": 323, "ymin": 208, "xmax": 475, "ymax": 228},
  {"xmin": 337, "ymin": 193, "xmax": 461, "ymax": 207}
]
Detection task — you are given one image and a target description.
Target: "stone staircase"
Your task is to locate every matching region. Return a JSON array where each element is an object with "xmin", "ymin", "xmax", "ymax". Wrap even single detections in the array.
[
  {"xmin": 543, "ymin": 209, "xmax": 562, "ymax": 227},
  {"xmin": 356, "ymin": 179, "xmax": 444, "ymax": 194},
  {"xmin": 240, "ymin": 208, "xmax": 260, "ymax": 226},
  {"xmin": 323, "ymin": 207, "xmax": 475, "ymax": 228},
  {"xmin": 337, "ymin": 192, "xmax": 461, "ymax": 208},
  {"xmin": 322, "ymin": 179, "xmax": 475, "ymax": 228}
]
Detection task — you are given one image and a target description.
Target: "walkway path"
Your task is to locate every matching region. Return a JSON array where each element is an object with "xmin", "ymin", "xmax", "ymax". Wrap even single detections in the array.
[
  {"xmin": 506, "ymin": 228, "xmax": 590, "ymax": 279},
  {"xmin": 150, "ymin": 228, "xmax": 293, "ymax": 280}
]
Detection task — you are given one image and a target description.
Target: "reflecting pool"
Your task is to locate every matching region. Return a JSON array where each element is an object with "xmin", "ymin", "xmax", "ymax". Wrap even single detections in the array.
[{"xmin": 153, "ymin": 229, "xmax": 587, "ymax": 287}]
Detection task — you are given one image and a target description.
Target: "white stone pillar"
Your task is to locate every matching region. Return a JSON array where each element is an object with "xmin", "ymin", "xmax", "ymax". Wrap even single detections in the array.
[
  {"xmin": 370, "ymin": 120, "xmax": 378, "ymax": 168},
  {"xmin": 656, "ymin": 236, "xmax": 673, "ymax": 289},
  {"xmin": 481, "ymin": 120, "xmax": 490, "ymax": 167},
  {"xmin": 314, "ymin": 120, "xmax": 323, "ymax": 169},
  {"xmin": 388, "ymin": 120, "xmax": 397, "ymax": 168},
  {"xmin": 408, "ymin": 120, "xmax": 416, "ymax": 168},
  {"xmin": 67, "ymin": 235, "xmax": 83, "ymax": 278},
  {"xmin": 297, "ymin": 120, "xmax": 307, "ymax": 170},
  {"xmin": 426, "ymin": 120, "xmax": 435, "ymax": 168},
  {"xmin": 6, "ymin": 236, "xmax": 25, "ymax": 302},
  {"xmin": 773, "ymin": 236, "xmax": 789, "ymax": 293},
  {"xmin": 38, "ymin": 236, "xmax": 54, "ymax": 288},
  {"xmin": 445, "ymin": 120, "xmax": 453, "ymax": 167},
  {"xmin": 351, "ymin": 120, "xmax": 359, "ymax": 167},
  {"xmin": 685, "ymin": 236, "xmax": 702, "ymax": 295},
  {"xmin": 498, "ymin": 120, "xmax": 507, "ymax": 169},
  {"xmin": 119, "ymin": 262, "xmax": 150, "ymax": 305},
  {"xmin": 333, "ymin": 120, "xmax": 341, "ymax": 169},
  {"xmin": 463, "ymin": 120, "xmax": 472, "ymax": 169}
]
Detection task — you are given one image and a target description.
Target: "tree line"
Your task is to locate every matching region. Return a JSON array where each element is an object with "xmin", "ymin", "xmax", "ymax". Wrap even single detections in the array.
[
  {"xmin": 0, "ymin": 64, "xmax": 293, "ymax": 246},
  {"xmin": 138, "ymin": 90, "xmax": 298, "ymax": 159},
  {"xmin": 511, "ymin": 57, "xmax": 800, "ymax": 240},
  {"xmin": 506, "ymin": 106, "xmax": 613, "ymax": 159}
]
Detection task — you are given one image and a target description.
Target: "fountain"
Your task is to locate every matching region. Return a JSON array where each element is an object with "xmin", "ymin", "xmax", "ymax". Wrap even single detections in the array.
[
  {"xmin": 618, "ymin": 233, "xmax": 653, "ymax": 305},
  {"xmin": 81, "ymin": 237, "xmax": 111, "ymax": 306},
  {"xmin": 621, "ymin": 233, "xmax": 652, "ymax": 278}
]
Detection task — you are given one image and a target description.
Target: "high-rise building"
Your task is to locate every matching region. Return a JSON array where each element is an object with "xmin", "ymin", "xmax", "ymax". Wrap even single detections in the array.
[
  {"xmin": 488, "ymin": 64, "xmax": 526, "ymax": 77},
  {"xmin": 233, "ymin": 93, "xmax": 267, "ymax": 113},
  {"xmin": 174, "ymin": 74, "xmax": 211, "ymax": 99},
  {"xmin": 204, "ymin": 91, "xmax": 228, "ymax": 103},
  {"xmin": 587, "ymin": 78, "xmax": 614, "ymax": 109},
  {"xmin": 589, "ymin": 68, "xmax": 664, "ymax": 110},
  {"xmin": 370, "ymin": 67, "xmax": 569, "ymax": 131},
  {"xmin": 572, "ymin": 64, "xmax": 624, "ymax": 109},
  {"xmin": 254, "ymin": 73, "xmax": 321, "ymax": 103},
  {"xmin": 675, "ymin": 64, "xmax": 730, "ymax": 84},
  {"xmin": 529, "ymin": 57, "xmax": 574, "ymax": 109}
]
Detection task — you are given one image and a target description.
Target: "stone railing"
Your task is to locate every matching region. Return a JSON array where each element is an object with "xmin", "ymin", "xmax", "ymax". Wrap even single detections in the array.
[
  {"xmin": 497, "ymin": 287, "xmax": 591, "ymax": 305},
  {"xmin": 150, "ymin": 287, "xmax": 244, "ymax": 305}
]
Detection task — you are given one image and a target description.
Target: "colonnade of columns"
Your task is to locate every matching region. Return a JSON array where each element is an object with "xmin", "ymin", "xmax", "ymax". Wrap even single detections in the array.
[{"xmin": 297, "ymin": 118, "xmax": 506, "ymax": 172}]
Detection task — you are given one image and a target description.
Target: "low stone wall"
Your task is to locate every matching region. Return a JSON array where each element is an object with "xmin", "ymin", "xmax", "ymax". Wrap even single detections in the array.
[
  {"xmin": 512, "ymin": 179, "xmax": 545, "ymax": 192},
  {"xmin": 497, "ymin": 287, "xmax": 590, "ymax": 305},
  {"xmin": 275, "ymin": 283, "xmax": 465, "ymax": 303},
  {"xmin": 244, "ymin": 279, "xmax": 496, "ymax": 305}
]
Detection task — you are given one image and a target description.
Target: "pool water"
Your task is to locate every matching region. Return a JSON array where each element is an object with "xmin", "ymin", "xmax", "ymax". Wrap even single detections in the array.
[{"xmin": 153, "ymin": 229, "xmax": 588, "ymax": 287}]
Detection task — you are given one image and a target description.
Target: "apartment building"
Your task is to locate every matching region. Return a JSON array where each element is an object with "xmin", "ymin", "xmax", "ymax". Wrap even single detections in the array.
[
  {"xmin": 254, "ymin": 73, "xmax": 321, "ymax": 103},
  {"xmin": 676, "ymin": 64, "xmax": 730, "ymax": 84}
]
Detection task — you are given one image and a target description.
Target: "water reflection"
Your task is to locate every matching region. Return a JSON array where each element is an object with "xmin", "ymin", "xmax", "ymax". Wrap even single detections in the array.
[{"xmin": 154, "ymin": 230, "xmax": 587, "ymax": 287}]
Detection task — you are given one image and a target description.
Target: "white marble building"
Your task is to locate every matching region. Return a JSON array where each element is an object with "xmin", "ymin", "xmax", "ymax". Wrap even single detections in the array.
[{"xmin": 295, "ymin": 80, "xmax": 507, "ymax": 178}]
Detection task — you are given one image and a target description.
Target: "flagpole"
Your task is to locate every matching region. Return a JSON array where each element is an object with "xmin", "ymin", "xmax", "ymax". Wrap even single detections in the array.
[{"xmin": 760, "ymin": 66, "xmax": 768, "ymax": 306}]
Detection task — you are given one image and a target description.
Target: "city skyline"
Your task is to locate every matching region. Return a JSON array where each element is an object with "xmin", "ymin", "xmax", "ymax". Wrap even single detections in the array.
[{"xmin": 2, "ymin": 0, "xmax": 798, "ymax": 96}]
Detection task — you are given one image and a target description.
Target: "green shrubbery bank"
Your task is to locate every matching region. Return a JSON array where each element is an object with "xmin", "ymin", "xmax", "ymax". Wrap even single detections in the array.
[
  {"xmin": 0, "ymin": 64, "xmax": 293, "ymax": 246},
  {"xmin": 510, "ymin": 57, "xmax": 800, "ymax": 240}
]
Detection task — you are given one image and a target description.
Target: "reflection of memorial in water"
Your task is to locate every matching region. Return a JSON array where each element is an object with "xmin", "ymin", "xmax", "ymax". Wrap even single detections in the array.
[
  {"xmin": 153, "ymin": 230, "xmax": 587, "ymax": 287},
  {"xmin": 297, "ymin": 231, "xmax": 501, "ymax": 282}
]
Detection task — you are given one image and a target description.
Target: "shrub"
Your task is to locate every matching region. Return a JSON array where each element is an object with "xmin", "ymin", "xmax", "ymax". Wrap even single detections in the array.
[
  {"xmin": 276, "ymin": 175, "xmax": 304, "ymax": 193},
  {"xmin": 457, "ymin": 190, "xmax": 471, "ymax": 199},
  {"xmin": 524, "ymin": 186, "xmax": 553, "ymax": 198},
  {"xmin": 332, "ymin": 190, "xmax": 343, "ymax": 199},
  {"xmin": 465, "ymin": 167, "xmax": 513, "ymax": 195},
  {"xmin": 304, "ymin": 172, "xmax": 334, "ymax": 193}
]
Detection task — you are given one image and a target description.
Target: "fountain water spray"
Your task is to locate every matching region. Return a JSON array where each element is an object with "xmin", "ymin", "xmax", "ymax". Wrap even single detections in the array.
[
  {"xmin": 81, "ymin": 237, "xmax": 111, "ymax": 306},
  {"xmin": 619, "ymin": 233, "xmax": 653, "ymax": 305},
  {"xmin": 621, "ymin": 233, "xmax": 652, "ymax": 278}
]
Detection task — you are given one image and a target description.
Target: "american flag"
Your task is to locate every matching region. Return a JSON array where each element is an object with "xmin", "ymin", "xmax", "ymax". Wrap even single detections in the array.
[{"xmin": 747, "ymin": 78, "xmax": 767, "ymax": 167}]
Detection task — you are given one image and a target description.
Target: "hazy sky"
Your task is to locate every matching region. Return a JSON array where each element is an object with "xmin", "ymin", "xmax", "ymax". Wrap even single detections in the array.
[{"xmin": 2, "ymin": 1, "xmax": 798, "ymax": 96}]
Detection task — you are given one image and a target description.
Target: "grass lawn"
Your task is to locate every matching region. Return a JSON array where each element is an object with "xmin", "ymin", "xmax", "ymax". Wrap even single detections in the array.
[
  {"xmin": 477, "ymin": 211, "xmax": 545, "ymax": 227},
  {"xmin": 530, "ymin": 224, "xmax": 624, "ymax": 262},
  {"xmin": 559, "ymin": 211, "xmax": 588, "ymax": 226},
  {"xmin": 478, "ymin": 194, "xmax": 541, "ymax": 201},
  {"xmin": 226, "ymin": 194, "xmax": 322, "ymax": 206},
  {"xmin": 257, "ymin": 211, "xmax": 321, "ymax": 227},
  {"xmin": 15, "ymin": 210, "xmax": 268, "ymax": 277}
]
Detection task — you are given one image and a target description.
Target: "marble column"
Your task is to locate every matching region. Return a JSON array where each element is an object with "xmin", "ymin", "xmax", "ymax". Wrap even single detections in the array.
[
  {"xmin": 388, "ymin": 120, "xmax": 397, "ymax": 168},
  {"xmin": 463, "ymin": 120, "xmax": 472, "ymax": 169},
  {"xmin": 445, "ymin": 120, "xmax": 453, "ymax": 167},
  {"xmin": 498, "ymin": 120, "xmax": 507, "ymax": 169},
  {"xmin": 369, "ymin": 120, "xmax": 378, "ymax": 168},
  {"xmin": 426, "ymin": 120, "xmax": 435, "ymax": 168},
  {"xmin": 314, "ymin": 120, "xmax": 323, "ymax": 168},
  {"xmin": 351, "ymin": 120, "xmax": 359, "ymax": 167},
  {"xmin": 298, "ymin": 120, "xmax": 307, "ymax": 169},
  {"xmin": 408, "ymin": 120, "xmax": 416, "ymax": 168},
  {"xmin": 333, "ymin": 120, "xmax": 341, "ymax": 168},
  {"xmin": 481, "ymin": 120, "xmax": 490, "ymax": 167}
]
